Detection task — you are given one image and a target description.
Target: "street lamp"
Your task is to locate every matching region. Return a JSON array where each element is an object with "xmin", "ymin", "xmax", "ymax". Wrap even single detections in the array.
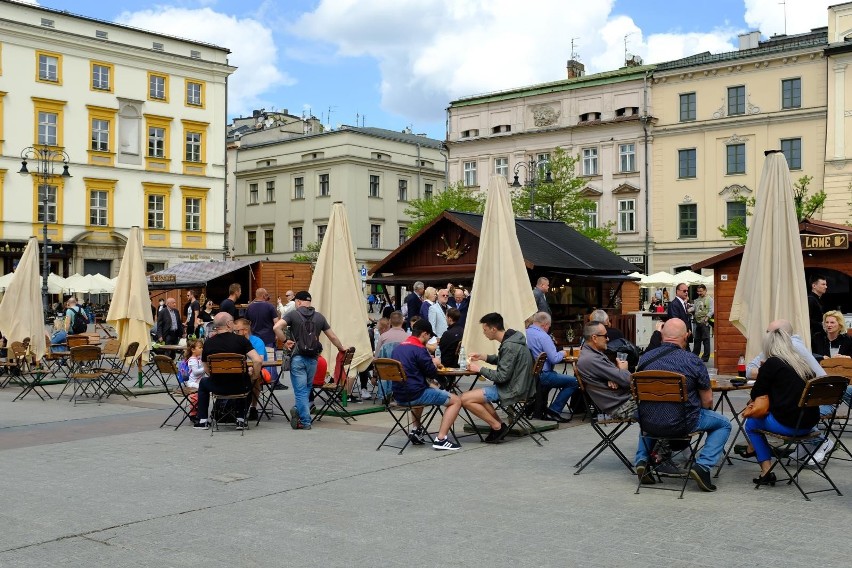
[
  {"xmin": 18, "ymin": 146, "xmax": 72, "ymax": 311},
  {"xmin": 511, "ymin": 158, "xmax": 553, "ymax": 219}
]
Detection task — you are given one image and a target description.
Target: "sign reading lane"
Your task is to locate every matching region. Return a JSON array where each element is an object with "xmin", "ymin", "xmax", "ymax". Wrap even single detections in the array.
[{"xmin": 800, "ymin": 233, "xmax": 849, "ymax": 251}]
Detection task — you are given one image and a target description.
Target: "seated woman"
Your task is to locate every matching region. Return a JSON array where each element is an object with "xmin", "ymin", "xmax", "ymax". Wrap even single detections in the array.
[
  {"xmin": 811, "ymin": 310, "xmax": 852, "ymax": 361},
  {"xmin": 742, "ymin": 327, "xmax": 820, "ymax": 487}
]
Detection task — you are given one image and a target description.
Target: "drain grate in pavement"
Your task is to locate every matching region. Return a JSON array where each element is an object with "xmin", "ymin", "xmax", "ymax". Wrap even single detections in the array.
[{"xmin": 207, "ymin": 472, "xmax": 252, "ymax": 483}]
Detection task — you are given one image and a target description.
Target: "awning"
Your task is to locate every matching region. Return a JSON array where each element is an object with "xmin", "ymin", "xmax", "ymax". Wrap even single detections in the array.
[{"xmin": 147, "ymin": 260, "xmax": 253, "ymax": 289}]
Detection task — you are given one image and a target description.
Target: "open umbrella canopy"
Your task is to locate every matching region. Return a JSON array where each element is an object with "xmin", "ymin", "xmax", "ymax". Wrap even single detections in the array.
[
  {"xmin": 730, "ymin": 151, "xmax": 809, "ymax": 360},
  {"xmin": 107, "ymin": 227, "xmax": 154, "ymax": 362},
  {"xmin": 0, "ymin": 237, "xmax": 47, "ymax": 360},
  {"xmin": 640, "ymin": 271, "xmax": 680, "ymax": 288},
  {"xmin": 673, "ymin": 270, "xmax": 707, "ymax": 286},
  {"xmin": 462, "ymin": 175, "xmax": 538, "ymax": 358},
  {"xmin": 0, "ymin": 272, "xmax": 65, "ymax": 293},
  {"xmin": 309, "ymin": 202, "xmax": 372, "ymax": 372},
  {"xmin": 63, "ymin": 273, "xmax": 114, "ymax": 294}
]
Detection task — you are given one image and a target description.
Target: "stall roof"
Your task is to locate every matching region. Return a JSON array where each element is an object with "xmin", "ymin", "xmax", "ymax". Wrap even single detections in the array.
[{"xmin": 147, "ymin": 260, "xmax": 253, "ymax": 289}]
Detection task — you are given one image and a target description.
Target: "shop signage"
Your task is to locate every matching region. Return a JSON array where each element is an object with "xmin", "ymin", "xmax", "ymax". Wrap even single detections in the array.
[
  {"xmin": 800, "ymin": 233, "xmax": 848, "ymax": 251},
  {"xmin": 149, "ymin": 274, "xmax": 177, "ymax": 283}
]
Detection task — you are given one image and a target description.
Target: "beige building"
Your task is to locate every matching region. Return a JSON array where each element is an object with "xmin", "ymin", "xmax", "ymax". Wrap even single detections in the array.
[
  {"xmin": 230, "ymin": 125, "xmax": 446, "ymax": 266},
  {"xmin": 446, "ymin": 61, "xmax": 654, "ymax": 272},
  {"xmin": 825, "ymin": 2, "xmax": 852, "ymax": 213},
  {"xmin": 0, "ymin": 1, "xmax": 234, "ymax": 277}
]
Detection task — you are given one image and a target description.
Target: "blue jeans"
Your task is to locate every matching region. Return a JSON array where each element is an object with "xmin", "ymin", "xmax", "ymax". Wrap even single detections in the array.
[
  {"xmin": 290, "ymin": 355, "xmax": 318, "ymax": 426},
  {"xmin": 539, "ymin": 370, "xmax": 578, "ymax": 414},
  {"xmin": 744, "ymin": 413, "xmax": 814, "ymax": 462},
  {"xmin": 635, "ymin": 408, "xmax": 731, "ymax": 471}
]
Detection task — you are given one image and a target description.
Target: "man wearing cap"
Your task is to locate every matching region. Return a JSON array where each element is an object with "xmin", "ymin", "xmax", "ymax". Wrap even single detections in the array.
[
  {"xmin": 390, "ymin": 319, "xmax": 463, "ymax": 450},
  {"xmin": 274, "ymin": 291, "xmax": 348, "ymax": 430}
]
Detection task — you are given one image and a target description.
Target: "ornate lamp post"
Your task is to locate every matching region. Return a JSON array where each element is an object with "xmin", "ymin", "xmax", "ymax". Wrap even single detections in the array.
[
  {"xmin": 18, "ymin": 146, "xmax": 72, "ymax": 311},
  {"xmin": 510, "ymin": 158, "xmax": 552, "ymax": 219}
]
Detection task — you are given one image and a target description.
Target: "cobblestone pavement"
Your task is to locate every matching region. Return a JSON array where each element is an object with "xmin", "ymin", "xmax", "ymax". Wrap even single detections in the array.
[{"xmin": 0, "ymin": 380, "xmax": 848, "ymax": 568}]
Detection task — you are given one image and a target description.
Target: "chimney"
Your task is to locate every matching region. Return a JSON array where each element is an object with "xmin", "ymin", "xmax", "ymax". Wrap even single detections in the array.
[
  {"xmin": 738, "ymin": 31, "xmax": 760, "ymax": 50},
  {"xmin": 566, "ymin": 59, "xmax": 585, "ymax": 79}
]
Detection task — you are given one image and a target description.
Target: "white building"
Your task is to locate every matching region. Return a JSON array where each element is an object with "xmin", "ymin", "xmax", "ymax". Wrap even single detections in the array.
[{"xmin": 0, "ymin": 0, "xmax": 234, "ymax": 277}]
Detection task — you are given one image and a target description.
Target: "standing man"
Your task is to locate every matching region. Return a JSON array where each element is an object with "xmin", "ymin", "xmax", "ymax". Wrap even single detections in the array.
[
  {"xmin": 184, "ymin": 290, "xmax": 200, "ymax": 337},
  {"xmin": 448, "ymin": 287, "xmax": 470, "ymax": 327},
  {"xmin": 691, "ymin": 284, "xmax": 714, "ymax": 362},
  {"xmin": 156, "ymin": 297, "xmax": 184, "ymax": 346},
  {"xmin": 807, "ymin": 274, "xmax": 827, "ymax": 342},
  {"xmin": 273, "ymin": 291, "xmax": 348, "ymax": 430},
  {"xmin": 532, "ymin": 277, "xmax": 551, "ymax": 316},
  {"xmin": 429, "ymin": 288, "xmax": 450, "ymax": 337},
  {"xmin": 667, "ymin": 282, "xmax": 692, "ymax": 335},
  {"xmin": 219, "ymin": 283, "xmax": 240, "ymax": 319},
  {"xmin": 404, "ymin": 281, "xmax": 425, "ymax": 330},
  {"xmin": 246, "ymin": 287, "xmax": 279, "ymax": 383},
  {"xmin": 526, "ymin": 312, "xmax": 577, "ymax": 422},
  {"xmin": 281, "ymin": 290, "xmax": 296, "ymax": 316}
]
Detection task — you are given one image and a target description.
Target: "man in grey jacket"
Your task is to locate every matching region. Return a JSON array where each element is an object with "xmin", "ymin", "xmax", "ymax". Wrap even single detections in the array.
[
  {"xmin": 463, "ymin": 312, "xmax": 535, "ymax": 442},
  {"xmin": 576, "ymin": 321, "xmax": 636, "ymax": 419}
]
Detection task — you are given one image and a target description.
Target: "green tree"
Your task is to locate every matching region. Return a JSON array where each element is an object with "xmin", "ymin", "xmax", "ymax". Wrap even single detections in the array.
[
  {"xmin": 291, "ymin": 241, "xmax": 322, "ymax": 269},
  {"xmin": 510, "ymin": 147, "xmax": 618, "ymax": 251},
  {"xmin": 404, "ymin": 181, "xmax": 485, "ymax": 236},
  {"xmin": 718, "ymin": 174, "xmax": 826, "ymax": 245}
]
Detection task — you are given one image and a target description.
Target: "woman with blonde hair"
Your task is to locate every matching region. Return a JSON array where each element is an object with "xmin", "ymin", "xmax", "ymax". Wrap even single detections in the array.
[
  {"xmin": 419, "ymin": 286, "xmax": 437, "ymax": 320},
  {"xmin": 811, "ymin": 310, "xmax": 852, "ymax": 361}
]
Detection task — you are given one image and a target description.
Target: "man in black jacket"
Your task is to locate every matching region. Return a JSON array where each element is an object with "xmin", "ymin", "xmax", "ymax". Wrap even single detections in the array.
[{"xmin": 156, "ymin": 297, "xmax": 183, "ymax": 345}]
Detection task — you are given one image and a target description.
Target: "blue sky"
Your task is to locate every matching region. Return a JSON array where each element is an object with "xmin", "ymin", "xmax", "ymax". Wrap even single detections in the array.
[{"xmin": 20, "ymin": 0, "xmax": 830, "ymax": 139}]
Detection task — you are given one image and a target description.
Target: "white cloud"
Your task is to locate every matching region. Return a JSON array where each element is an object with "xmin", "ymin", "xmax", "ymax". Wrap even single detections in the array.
[
  {"xmin": 115, "ymin": 6, "xmax": 292, "ymax": 115},
  {"xmin": 744, "ymin": 0, "xmax": 831, "ymax": 37}
]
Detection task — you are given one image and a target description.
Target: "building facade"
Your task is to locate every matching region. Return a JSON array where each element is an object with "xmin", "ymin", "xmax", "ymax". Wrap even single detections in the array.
[
  {"xmin": 0, "ymin": 1, "xmax": 234, "ymax": 277},
  {"xmin": 230, "ymin": 126, "xmax": 446, "ymax": 266}
]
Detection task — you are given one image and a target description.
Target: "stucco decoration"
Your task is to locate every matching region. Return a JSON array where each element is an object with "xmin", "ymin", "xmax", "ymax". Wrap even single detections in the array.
[
  {"xmin": 725, "ymin": 134, "xmax": 747, "ymax": 144},
  {"xmin": 530, "ymin": 105, "xmax": 561, "ymax": 127},
  {"xmin": 719, "ymin": 184, "xmax": 752, "ymax": 198}
]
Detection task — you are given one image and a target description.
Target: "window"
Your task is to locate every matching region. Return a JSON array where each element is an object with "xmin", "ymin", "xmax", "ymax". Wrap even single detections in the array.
[
  {"xmin": 185, "ymin": 131, "xmax": 202, "ymax": 162},
  {"xmin": 582, "ymin": 147, "xmax": 598, "ymax": 175},
  {"xmin": 424, "ymin": 183, "xmax": 433, "ymax": 199},
  {"xmin": 248, "ymin": 183, "xmax": 258, "ymax": 204},
  {"xmin": 679, "ymin": 93, "xmax": 696, "ymax": 122},
  {"xmin": 317, "ymin": 224, "xmax": 327, "ymax": 244},
  {"xmin": 585, "ymin": 202, "xmax": 598, "ymax": 230},
  {"xmin": 294, "ymin": 177, "xmax": 304, "ymax": 199},
  {"xmin": 265, "ymin": 181, "xmax": 275, "ymax": 202},
  {"xmin": 399, "ymin": 226, "xmax": 408, "ymax": 245},
  {"xmin": 148, "ymin": 72, "xmax": 168, "ymax": 101},
  {"xmin": 463, "ymin": 161, "xmax": 477, "ymax": 186},
  {"xmin": 726, "ymin": 201, "xmax": 747, "ymax": 230},
  {"xmin": 91, "ymin": 62, "xmax": 112, "ymax": 91},
  {"xmin": 185, "ymin": 81, "xmax": 203, "ymax": 107},
  {"xmin": 726, "ymin": 144, "xmax": 745, "ymax": 174},
  {"xmin": 38, "ymin": 184, "xmax": 57, "ymax": 223},
  {"xmin": 398, "ymin": 179, "xmax": 408, "ymax": 201},
  {"xmin": 782, "ymin": 78, "xmax": 801, "ymax": 109},
  {"xmin": 781, "ymin": 138, "xmax": 802, "ymax": 170},
  {"xmin": 618, "ymin": 199, "xmax": 636, "ymax": 233},
  {"xmin": 264, "ymin": 229, "xmax": 274, "ymax": 253},
  {"xmin": 37, "ymin": 52, "xmax": 60, "ymax": 83},
  {"xmin": 147, "ymin": 194, "xmax": 164, "ymax": 229},
  {"xmin": 89, "ymin": 190, "xmax": 108, "ymax": 226},
  {"xmin": 181, "ymin": 120, "xmax": 207, "ymax": 173},
  {"xmin": 38, "ymin": 111, "xmax": 58, "ymax": 146},
  {"xmin": 537, "ymin": 153, "xmax": 551, "ymax": 171},
  {"xmin": 144, "ymin": 115, "xmax": 172, "ymax": 169},
  {"xmin": 679, "ymin": 204, "xmax": 697, "ymax": 238},
  {"xmin": 678, "ymin": 149, "xmax": 697, "ymax": 178},
  {"xmin": 33, "ymin": 98, "xmax": 65, "ymax": 147},
  {"xmin": 87, "ymin": 105, "xmax": 116, "ymax": 162},
  {"xmin": 727, "ymin": 86, "xmax": 745, "ymax": 116},
  {"xmin": 495, "ymin": 157, "xmax": 508, "ymax": 178},
  {"xmin": 247, "ymin": 230, "xmax": 256, "ymax": 254},
  {"xmin": 619, "ymin": 143, "xmax": 635, "ymax": 172},
  {"xmin": 369, "ymin": 175, "xmax": 380, "ymax": 197},
  {"xmin": 319, "ymin": 174, "xmax": 330, "ymax": 196},
  {"xmin": 292, "ymin": 227, "xmax": 303, "ymax": 252},
  {"xmin": 370, "ymin": 224, "xmax": 381, "ymax": 249},
  {"xmin": 185, "ymin": 197, "xmax": 201, "ymax": 231},
  {"xmin": 148, "ymin": 126, "xmax": 166, "ymax": 157}
]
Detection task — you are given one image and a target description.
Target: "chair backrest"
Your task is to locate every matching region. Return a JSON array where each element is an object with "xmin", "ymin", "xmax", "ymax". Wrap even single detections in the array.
[
  {"xmin": 67, "ymin": 335, "xmax": 89, "ymax": 348},
  {"xmin": 10, "ymin": 341, "xmax": 27, "ymax": 359},
  {"xmin": 331, "ymin": 347, "xmax": 356, "ymax": 385},
  {"xmin": 102, "ymin": 338, "xmax": 120, "ymax": 356},
  {"xmin": 207, "ymin": 353, "xmax": 249, "ymax": 376},
  {"xmin": 531, "ymin": 352, "xmax": 547, "ymax": 379},
  {"xmin": 373, "ymin": 358, "xmax": 406, "ymax": 383},
  {"xmin": 820, "ymin": 358, "xmax": 852, "ymax": 382},
  {"xmin": 799, "ymin": 375, "xmax": 849, "ymax": 409},
  {"xmin": 70, "ymin": 345, "xmax": 102, "ymax": 363},
  {"xmin": 377, "ymin": 341, "xmax": 400, "ymax": 359},
  {"xmin": 154, "ymin": 354, "xmax": 179, "ymax": 375},
  {"xmin": 631, "ymin": 371, "xmax": 689, "ymax": 404},
  {"xmin": 122, "ymin": 341, "xmax": 140, "ymax": 359}
]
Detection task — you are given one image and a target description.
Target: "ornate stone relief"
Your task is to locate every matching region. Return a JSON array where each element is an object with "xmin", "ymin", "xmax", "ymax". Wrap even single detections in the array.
[
  {"xmin": 718, "ymin": 184, "xmax": 751, "ymax": 198},
  {"xmin": 530, "ymin": 105, "xmax": 561, "ymax": 127},
  {"xmin": 725, "ymin": 133, "xmax": 747, "ymax": 144}
]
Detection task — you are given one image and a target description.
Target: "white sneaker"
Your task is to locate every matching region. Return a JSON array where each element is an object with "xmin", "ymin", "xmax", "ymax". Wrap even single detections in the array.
[
  {"xmin": 809, "ymin": 438, "xmax": 834, "ymax": 465},
  {"xmin": 360, "ymin": 388, "xmax": 371, "ymax": 400}
]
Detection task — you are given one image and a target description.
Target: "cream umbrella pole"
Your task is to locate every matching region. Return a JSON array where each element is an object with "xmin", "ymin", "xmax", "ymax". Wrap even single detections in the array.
[
  {"xmin": 462, "ymin": 175, "xmax": 538, "ymax": 359},
  {"xmin": 106, "ymin": 227, "xmax": 154, "ymax": 387},
  {"xmin": 730, "ymin": 151, "xmax": 809, "ymax": 361},
  {"xmin": 0, "ymin": 237, "xmax": 47, "ymax": 362},
  {"xmin": 309, "ymin": 202, "xmax": 373, "ymax": 372}
]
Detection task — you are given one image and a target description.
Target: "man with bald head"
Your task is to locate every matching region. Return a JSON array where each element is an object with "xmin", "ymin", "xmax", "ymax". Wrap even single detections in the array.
[{"xmin": 633, "ymin": 318, "xmax": 730, "ymax": 491}]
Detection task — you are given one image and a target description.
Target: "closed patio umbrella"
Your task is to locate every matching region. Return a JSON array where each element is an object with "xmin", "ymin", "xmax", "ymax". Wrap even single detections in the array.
[
  {"xmin": 730, "ymin": 151, "xmax": 809, "ymax": 360},
  {"xmin": 0, "ymin": 237, "xmax": 47, "ymax": 361}
]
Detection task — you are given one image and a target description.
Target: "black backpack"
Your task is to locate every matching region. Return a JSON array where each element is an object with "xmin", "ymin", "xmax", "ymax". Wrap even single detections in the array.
[
  {"xmin": 71, "ymin": 306, "xmax": 88, "ymax": 334},
  {"xmin": 606, "ymin": 337, "xmax": 641, "ymax": 372},
  {"xmin": 293, "ymin": 310, "xmax": 322, "ymax": 358}
]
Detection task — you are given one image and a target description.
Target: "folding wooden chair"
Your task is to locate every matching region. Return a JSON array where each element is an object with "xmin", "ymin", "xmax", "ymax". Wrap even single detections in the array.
[
  {"xmin": 373, "ymin": 358, "xmax": 440, "ymax": 454},
  {"xmin": 10, "ymin": 341, "xmax": 53, "ymax": 401},
  {"xmin": 254, "ymin": 366, "xmax": 290, "ymax": 426},
  {"xmin": 632, "ymin": 371, "xmax": 705, "ymax": 499},
  {"xmin": 312, "ymin": 347, "xmax": 357, "ymax": 423},
  {"xmin": 529, "ymin": 352, "xmax": 550, "ymax": 419},
  {"xmin": 154, "ymin": 355, "xmax": 197, "ymax": 430},
  {"xmin": 819, "ymin": 359, "xmax": 852, "ymax": 461},
  {"xmin": 572, "ymin": 364, "xmax": 636, "ymax": 475},
  {"xmin": 755, "ymin": 375, "xmax": 848, "ymax": 500},
  {"xmin": 493, "ymin": 354, "xmax": 547, "ymax": 446},
  {"xmin": 206, "ymin": 353, "xmax": 252, "ymax": 436},
  {"xmin": 58, "ymin": 345, "xmax": 108, "ymax": 404},
  {"xmin": 99, "ymin": 342, "xmax": 140, "ymax": 400}
]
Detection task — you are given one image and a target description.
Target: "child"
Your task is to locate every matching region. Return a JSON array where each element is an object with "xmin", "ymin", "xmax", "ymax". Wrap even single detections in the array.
[{"xmin": 183, "ymin": 339, "xmax": 205, "ymax": 421}]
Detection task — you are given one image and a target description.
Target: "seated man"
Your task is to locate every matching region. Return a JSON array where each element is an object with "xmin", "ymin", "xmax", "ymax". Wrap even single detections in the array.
[
  {"xmin": 438, "ymin": 308, "xmax": 464, "ymax": 368},
  {"xmin": 633, "ymin": 319, "xmax": 731, "ymax": 492},
  {"xmin": 195, "ymin": 313, "xmax": 263, "ymax": 430},
  {"xmin": 233, "ymin": 318, "xmax": 269, "ymax": 421},
  {"xmin": 390, "ymin": 319, "xmax": 463, "ymax": 450},
  {"xmin": 526, "ymin": 311, "xmax": 577, "ymax": 423},
  {"xmin": 589, "ymin": 309, "xmax": 624, "ymax": 341},
  {"xmin": 576, "ymin": 321, "xmax": 635, "ymax": 419},
  {"xmin": 463, "ymin": 312, "xmax": 535, "ymax": 442}
]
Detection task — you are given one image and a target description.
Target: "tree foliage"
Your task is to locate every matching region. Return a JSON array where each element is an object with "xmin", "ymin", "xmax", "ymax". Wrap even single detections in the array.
[
  {"xmin": 291, "ymin": 241, "xmax": 322, "ymax": 268},
  {"xmin": 404, "ymin": 181, "xmax": 485, "ymax": 236},
  {"xmin": 510, "ymin": 147, "xmax": 618, "ymax": 251}
]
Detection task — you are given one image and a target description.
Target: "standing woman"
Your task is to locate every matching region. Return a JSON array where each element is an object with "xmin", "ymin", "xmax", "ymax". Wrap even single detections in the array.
[
  {"xmin": 811, "ymin": 310, "xmax": 852, "ymax": 361},
  {"xmin": 183, "ymin": 339, "xmax": 206, "ymax": 422}
]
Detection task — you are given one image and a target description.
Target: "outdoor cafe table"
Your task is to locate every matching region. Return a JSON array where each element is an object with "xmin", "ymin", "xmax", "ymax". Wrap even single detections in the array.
[{"xmin": 711, "ymin": 376, "xmax": 753, "ymax": 478}]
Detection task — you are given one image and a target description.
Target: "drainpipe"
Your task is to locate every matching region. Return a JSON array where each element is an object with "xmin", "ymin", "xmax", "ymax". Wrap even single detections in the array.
[
  {"xmin": 223, "ymin": 74, "xmax": 230, "ymax": 259},
  {"xmin": 416, "ymin": 143, "xmax": 422, "ymax": 198},
  {"xmin": 642, "ymin": 70, "xmax": 651, "ymax": 275}
]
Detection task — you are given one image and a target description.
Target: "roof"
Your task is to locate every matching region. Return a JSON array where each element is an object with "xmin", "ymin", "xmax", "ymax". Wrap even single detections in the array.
[
  {"xmin": 147, "ymin": 260, "xmax": 253, "ymax": 289},
  {"xmin": 236, "ymin": 124, "xmax": 443, "ymax": 151}
]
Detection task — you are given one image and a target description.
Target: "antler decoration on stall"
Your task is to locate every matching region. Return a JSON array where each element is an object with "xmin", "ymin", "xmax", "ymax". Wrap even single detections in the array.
[{"xmin": 436, "ymin": 234, "xmax": 471, "ymax": 262}]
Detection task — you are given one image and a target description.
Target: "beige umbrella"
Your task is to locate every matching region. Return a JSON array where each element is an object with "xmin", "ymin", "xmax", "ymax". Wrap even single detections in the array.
[
  {"xmin": 309, "ymin": 202, "xmax": 372, "ymax": 371},
  {"xmin": 107, "ymin": 227, "xmax": 154, "ymax": 383},
  {"xmin": 462, "ymin": 175, "xmax": 538, "ymax": 359},
  {"xmin": 730, "ymin": 151, "xmax": 809, "ymax": 360},
  {"xmin": 0, "ymin": 237, "xmax": 47, "ymax": 361}
]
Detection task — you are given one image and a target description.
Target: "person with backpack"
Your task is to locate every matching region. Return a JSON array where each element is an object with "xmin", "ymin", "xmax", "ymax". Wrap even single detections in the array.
[
  {"xmin": 273, "ymin": 290, "xmax": 348, "ymax": 431},
  {"xmin": 64, "ymin": 297, "xmax": 89, "ymax": 335}
]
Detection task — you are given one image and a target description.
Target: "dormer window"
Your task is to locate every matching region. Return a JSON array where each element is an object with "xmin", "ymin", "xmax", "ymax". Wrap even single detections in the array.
[
  {"xmin": 461, "ymin": 129, "xmax": 479, "ymax": 138},
  {"xmin": 579, "ymin": 112, "xmax": 601, "ymax": 122},
  {"xmin": 616, "ymin": 107, "xmax": 639, "ymax": 117},
  {"xmin": 491, "ymin": 124, "xmax": 511, "ymax": 134}
]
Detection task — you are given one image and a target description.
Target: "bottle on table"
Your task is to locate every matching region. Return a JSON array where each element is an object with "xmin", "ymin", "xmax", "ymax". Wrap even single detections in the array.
[
  {"xmin": 459, "ymin": 346, "xmax": 467, "ymax": 370},
  {"xmin": 737, "ymin": 355, "xmax": 746, "ymax": 378}
]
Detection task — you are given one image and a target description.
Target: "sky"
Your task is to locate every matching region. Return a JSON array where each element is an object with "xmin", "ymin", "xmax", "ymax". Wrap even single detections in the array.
[{"xmin": 13, "ymin": 0, "xmax": 835, "ymax": 139}]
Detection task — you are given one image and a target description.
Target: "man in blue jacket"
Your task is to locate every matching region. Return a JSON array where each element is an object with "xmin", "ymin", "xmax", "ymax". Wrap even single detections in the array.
[
  {"xmin": 391, "ymin": 319, "xmax": 462, "ymax": 450},
  {"xmin": 526, "ymin": 312, "xmax": 576, "ymax": 422}
]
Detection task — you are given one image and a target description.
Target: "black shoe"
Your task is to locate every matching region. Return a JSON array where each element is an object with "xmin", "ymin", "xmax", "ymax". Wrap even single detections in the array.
[
  {"xmin": 484, "ymin": 423, "xmax": 508, "ymax": 443},
  {"xmin": 408, "ymin": 426, "xmax": 426, "ymax": 445},
  {"xmin": 635, "ymin": 460, "xmax": 655, "ymax": 484},
  {"xmin": 689, "ymin": 465, "xmax": 717, "ymax": 492},
  {"xmin": 273, "ymin": 383, "xmax": 289, "ymax": 390},
  {"xmin": 248, "ymin": 408, "xmax": 259, "ymax": 421},
  {"xmin": 753, "ymin": 471, "xmax": 776, "ymax": 486},
  {"xmin": 193, "ymin": 419, "xmax": 209, "ymax": 430},
  {"xmin": 545, "ymin": 409, "xmax": 571, "ymax": 423}
]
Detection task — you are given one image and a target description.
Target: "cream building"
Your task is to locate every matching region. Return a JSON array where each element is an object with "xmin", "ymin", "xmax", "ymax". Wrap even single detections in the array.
[
  {"xmin": 0, "ymin": 1, "xmax": 234, "ymax": 277},
  {"xmin": 230, "ymin": 125, "xmax": 446, "ymax": 266},
  {"xmin": 446, "ymin": 61, "xmax": 654, "ymax": 272},
  {"xmin": 825, "ymin": 2, "xmax": 852, "ymax": 209}
]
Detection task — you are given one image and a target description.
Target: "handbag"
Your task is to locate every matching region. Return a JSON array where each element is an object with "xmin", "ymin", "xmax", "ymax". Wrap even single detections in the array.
[{"xmin": 742, "ymin": 394, "xmax": 769, "ymax": 419}]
